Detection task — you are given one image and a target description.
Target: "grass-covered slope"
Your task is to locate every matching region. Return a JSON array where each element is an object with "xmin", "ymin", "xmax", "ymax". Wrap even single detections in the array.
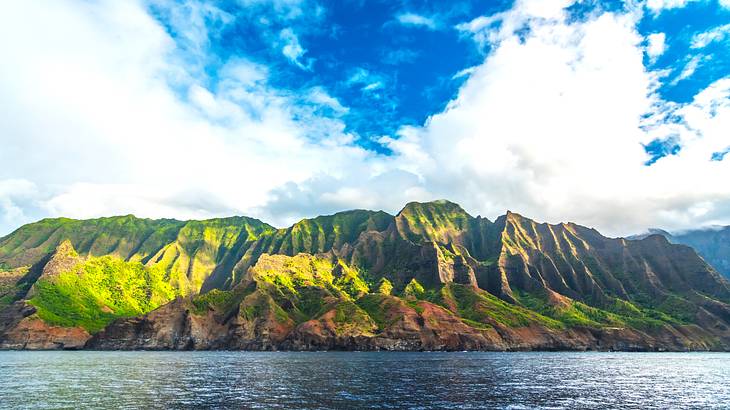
[
  {"xmin": 20, "ymin": 241, "xmax": 176, "ymax": 333},
  {"xmin": 29, "ymin": 257, "xmax": 175, "ymax": 333}
]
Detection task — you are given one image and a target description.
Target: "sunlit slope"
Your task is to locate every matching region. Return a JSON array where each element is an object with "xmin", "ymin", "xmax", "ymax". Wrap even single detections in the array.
[{"xmin": 0, "ymin": 215, "xmax": 275, "ymax": 296}]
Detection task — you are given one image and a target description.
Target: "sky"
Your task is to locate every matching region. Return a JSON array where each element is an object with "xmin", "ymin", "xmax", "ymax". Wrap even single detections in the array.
[{"xmin": 1, "ymin": 0, "xmax": 729, "ymax": 237}]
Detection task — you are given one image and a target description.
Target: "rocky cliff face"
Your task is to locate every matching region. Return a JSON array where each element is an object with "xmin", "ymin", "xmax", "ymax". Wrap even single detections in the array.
[{"xmin": 2, "ymin": 200, "xmax": 730, "ymax": 351}]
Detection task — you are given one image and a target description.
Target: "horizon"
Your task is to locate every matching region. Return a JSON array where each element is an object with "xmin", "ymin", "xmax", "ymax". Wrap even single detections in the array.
[{"xmin": 2, "ymin": 0, "xmax": 730, "ymax": 238}]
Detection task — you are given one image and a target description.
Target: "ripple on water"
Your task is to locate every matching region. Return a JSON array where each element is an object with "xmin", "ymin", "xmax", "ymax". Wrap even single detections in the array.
[{"xmin": 1, "ymin": 351, "xmax": 730, "ymax": 409}]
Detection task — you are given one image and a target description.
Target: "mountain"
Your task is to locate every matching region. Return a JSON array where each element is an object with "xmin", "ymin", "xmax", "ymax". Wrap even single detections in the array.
[
  {"xmin": 633, "ymin": 227, "xmax": 730, "ymax": 279},
  {"xmin": 2, "ymin": 200, "xmax": 730, "ymax": 351}
]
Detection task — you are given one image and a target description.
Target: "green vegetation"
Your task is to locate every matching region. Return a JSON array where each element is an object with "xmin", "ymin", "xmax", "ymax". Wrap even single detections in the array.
[
  {"xmin": 376, "ymin": 278, "xmax": 393, "ymax": 295},
  {"xmin": 655, "ymin": 294, "xmax": 698, "ymax": 324},
  {"xmin": 514, "ymin": 290, "xmax": 687, "ymax": 330},
  {"xmin": 332, "ymin": 300, "xmax": 376, "ymax": 335},
  {"xmin": 0, "ymin": 268, "xmax": 27, "ymax": 309},
  {"xmin": 2, "ymin": 199, "xmax": 727, "ymax": 348},
  {"xmin": 443, "ymin": 284, "xmax": 562, "ymax": 328},
  {"xmin": 516, "ymin": 290, "xmax": 616, "ymax": 327},
  {"xmin": 244, "ymin": 254, "xmax": 376, "ymax": 326},
  {"xmin": 252, "ymin": 254, "xmax": 369, "ymax": 301},
  {"xmin": 333, "ymin": 262, "xmax": 369, "ymax": 298},
  {"xmin": 403, "ymin": 278, "xmax": 425, "ymax": 299},
  {"xmin": 356, "ymin": 293, "xmax": 404, "ymax": 330},
  {"xmin": 192, "ymin": 283, "xmax": 256, "ymax": 315},
  {"xmin": 0, "ymin": 215, "xmax": 275, "ymax": 295},
  {"xmin": 28, "ymin": 257, "xmax": 176, "ymax": 332},
  {"xmin": 268, "ymin": 210, "xmax": 391, "ymax": 256},
  {"xmin": 397, "ymin": 200, "xmax": 472, "ymax": 245}
]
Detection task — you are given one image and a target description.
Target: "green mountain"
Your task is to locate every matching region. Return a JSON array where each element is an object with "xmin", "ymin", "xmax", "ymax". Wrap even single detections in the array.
[
  {"xmin": 636, "ymin": 227, "xmax": 730, "ymax": 279},
  {"xmin": 1, "ymin": 200, "xmax": 730, "ymax": 351}
]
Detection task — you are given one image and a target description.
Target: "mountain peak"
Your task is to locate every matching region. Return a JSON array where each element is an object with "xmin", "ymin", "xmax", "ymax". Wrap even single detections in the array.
[
  {"xmin": 397, "ymin": 199, "xmax": 468, "ymax": 217},
  {"xmin": 53, "ymin": 239, "xmax": 78, "ymax": 259},
  {"xmin": 395, "ymin": 200, "xmax": 474, "ymax": 245}
]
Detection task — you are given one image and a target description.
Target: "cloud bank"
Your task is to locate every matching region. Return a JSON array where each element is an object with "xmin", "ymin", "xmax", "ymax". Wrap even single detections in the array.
[{"xmin": 0, "ymin": 0, "xmax": 728, "ymax": 237}]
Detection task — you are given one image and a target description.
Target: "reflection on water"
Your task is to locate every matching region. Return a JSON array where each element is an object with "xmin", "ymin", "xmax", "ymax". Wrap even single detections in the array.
[{"xmin": 1, "ymin": 351, "xmax": 729, "ymax": 409}]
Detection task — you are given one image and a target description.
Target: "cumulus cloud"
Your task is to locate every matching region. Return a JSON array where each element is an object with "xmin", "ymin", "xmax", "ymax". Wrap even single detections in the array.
[
  {"xmin": 388, "ymin": 0, "xmax": 729, "ymax": 235},
  {"xmin": 0, "ymin": 0, "xmax": 369, "ymax": 234},
  {"xmin": 1, "ymin": 0, "xmax": 729, "ymax": 239},
  {"xmin": 279, "ymin": 0, "xmax": 730, "ymax": 236}
]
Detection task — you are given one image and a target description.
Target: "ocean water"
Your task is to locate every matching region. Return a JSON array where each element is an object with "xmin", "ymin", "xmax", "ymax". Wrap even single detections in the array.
[{"xmin": 0, "ymin": 351, "xmax": 729, "ymax": 409}]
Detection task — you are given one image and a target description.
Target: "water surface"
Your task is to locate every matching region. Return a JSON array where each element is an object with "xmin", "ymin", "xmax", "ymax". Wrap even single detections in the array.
[{"xmin": 1, "ymin": 351, "xmax": 728, "ymax": 409}]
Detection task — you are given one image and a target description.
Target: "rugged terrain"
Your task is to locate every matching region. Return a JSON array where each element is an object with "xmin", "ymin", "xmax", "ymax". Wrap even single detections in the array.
[
  {"xmin": 1, "ymin": 200, "xmax": 729, "ymax": 351},
  {"xmin": 633, "ymin": 227, "xmax": 730, "ymax": 279}
]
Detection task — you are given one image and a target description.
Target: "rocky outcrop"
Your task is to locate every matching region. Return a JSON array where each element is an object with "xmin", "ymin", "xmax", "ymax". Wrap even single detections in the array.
[
  {"xmin": 85, "ymin": 292, "xmax": 725, "ymax": 352},
  {"xmin": 0, "ymin": 302, "xmax": 89, "ymax": 349}
]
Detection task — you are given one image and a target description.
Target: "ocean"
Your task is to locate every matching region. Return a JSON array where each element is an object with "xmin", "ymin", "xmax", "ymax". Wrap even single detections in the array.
[{"xmin": 1, "ymin": 351, "xmax": 728, "ymax": 409}]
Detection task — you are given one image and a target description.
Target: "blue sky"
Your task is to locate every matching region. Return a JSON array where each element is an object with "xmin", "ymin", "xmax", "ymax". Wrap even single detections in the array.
[
  {"xmin": 150, "ymin": 0, "xmax": 513, "ymax": 150},
  {"xmin": 148, "ymin": 0, "xmax": 729, "ymax": 154},
  {"xmin": 1, "ymin": 0, "xmax": 729, "ymax": 236}
]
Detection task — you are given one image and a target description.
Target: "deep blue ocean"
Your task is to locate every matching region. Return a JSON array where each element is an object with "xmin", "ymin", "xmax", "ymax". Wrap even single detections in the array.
[{"xmin": 1, "ymin": 351, "xmax": 728, "ymax": 409}]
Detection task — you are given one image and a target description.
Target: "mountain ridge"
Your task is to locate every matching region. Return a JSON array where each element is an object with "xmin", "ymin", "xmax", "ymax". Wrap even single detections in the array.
[
  {"xmin": 1, "ymin": 200, "xmax": 729, "ymax": 351},
  {"xmin": 631, "ymin": 227, "xmax": 730, "ymax": 279}
]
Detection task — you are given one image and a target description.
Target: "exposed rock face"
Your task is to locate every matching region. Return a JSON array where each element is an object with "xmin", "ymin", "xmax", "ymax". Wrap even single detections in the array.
[
  {"xmin": 0, "ymin": 302, "xmax": 89, "ymax": 349},
  {"xmin": 2, "ymin": 200, "xmax": 730, "ymax": 351}
]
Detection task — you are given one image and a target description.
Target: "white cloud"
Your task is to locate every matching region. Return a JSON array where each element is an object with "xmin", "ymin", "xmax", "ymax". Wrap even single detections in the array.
[
  {"xmin": 396, "ymin": 13, "xmax": 438, "ymax": 30},
  {"xmin": 307, "ymin": 87, "xmax": 349, "ymax": 114},
  {"xmin": 0, "ymin": 0, "xmax": 372, "ymax": 234},
  {"xmin": 1, "ymin": 0, "xmax": 729, "ymax": 240},
  {"xmin": 646, "ymin": 32, "xmax": 666, "ymax": 61},
  {"xmin": 721, "ymin": 0, "xmax": 730, "ymax": 9},
  {"xmin": 380, "ymin": 0, "xmax": 730, "ymax": 236},
  {"xmin": 346, "ymin": 68, "xmax": 386, "ymax": 94},
  {"xmin": 0, "ymin": 179, "xmax": 40, "ymax": 233},
  {"xmin": 670, "ymin": 55, "xmax": 705, "ymax": 85},
  {"xmin": 691, "ymin": 23, "xmax": 730, "ymax": 49},
  {"xmin": 646, "ymin": 0, "xmax": 699, "ymax": 14},
  {"xmin": 279, "ymin": 28, "xmax": 311, "ymax": 69},
  {"xmin": 452, "ymin": 66, "xmax": 478, "ymax": 79},
  {"xmin": 362, "ymin": 82, "xmax": 384, "ymax": 92}
]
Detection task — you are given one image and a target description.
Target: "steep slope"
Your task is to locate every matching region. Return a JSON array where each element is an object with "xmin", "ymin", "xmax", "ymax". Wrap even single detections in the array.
[
  {"xmin": 637, "ymin": 227, "xmax": 730, "ymax": 279},
  {"xmin": 88, "ymin": 253, "xmax": 725, "ymax": 351},
  {"xmin": 0, "ymin": 241, "xmax": 179, "ymax": 348},
  {"xmin": 490, "ymin": 213, "xmax": 730, "ymax": 334},
  {"xmin": 201, "ymin": 210, "xmax": 391, "ymax": 291},
  {"xmin": 2, "ymin": 200, "xmax": 730, "ymax": 351},
  {"xmin": 0, "ymin": 215, "xmax": 275, "ymax": 298}
]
